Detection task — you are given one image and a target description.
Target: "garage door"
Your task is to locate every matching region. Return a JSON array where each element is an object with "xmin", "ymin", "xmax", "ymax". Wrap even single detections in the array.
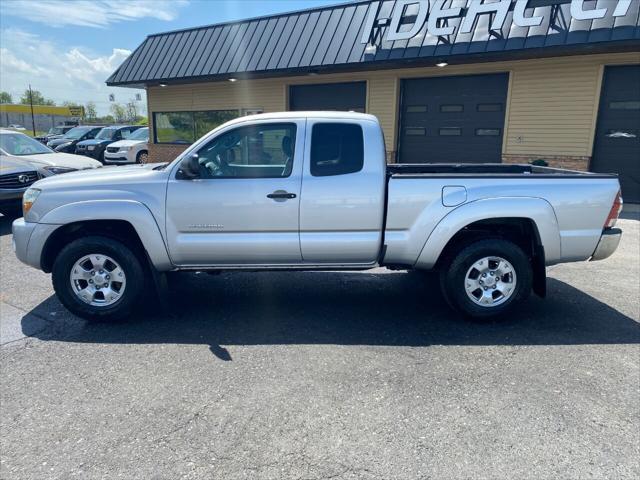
[
  {"xmin": 399, "ymin": 73, "xmax": 509, "ymax": 164},
  {"xmin": 591, "ymin": 65, "xmax": 640, "ymax": 204},
  {"xmin": 289, "ymin": 82, "xmax": 366, "ymax": 112}
]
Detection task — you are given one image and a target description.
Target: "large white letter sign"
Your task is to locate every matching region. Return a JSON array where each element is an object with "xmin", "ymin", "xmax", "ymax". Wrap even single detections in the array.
[
  {"xmin": 386, "ymin": 0, "xmax": 429, "ymax": 42},
  {"xmin": 459, "ymin": 0, "xmax": 511, "ymax": 34},
  {"xmin": 428, "ymin": 0, "xmax": 464, "ymax": 36},
  {"xmin": 570, "ymin": 0, "xmax": 607, "ymax": 20},
  {"xmin": 513, "ymin": 0, "xmax": 544, "ymax": 27}
]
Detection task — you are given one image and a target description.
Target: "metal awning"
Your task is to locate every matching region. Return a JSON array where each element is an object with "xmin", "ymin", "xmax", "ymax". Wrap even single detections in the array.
[{"xmin": 107, "ymin": 0, "xmax": 640, "ymax": 87}]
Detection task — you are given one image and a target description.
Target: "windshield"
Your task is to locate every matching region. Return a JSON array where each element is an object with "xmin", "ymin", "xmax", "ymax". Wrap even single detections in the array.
[
  {"xmin": 63, "ymin": 126, "xmax": 92, "ymax": 140},
  {"xmin": 0, "ymin": 132, "xmax": 53, "ymax": 155},
  {"xmin": 96, "ymin": 127, "xmax": 117, "ymax": 140},
  {"xmin": 128, "ymin": 127, "xmax": 148, "ymax": 141},
  {"xmin": 48, "ymin": 126, "xmax": 65, "ymax": 135}
]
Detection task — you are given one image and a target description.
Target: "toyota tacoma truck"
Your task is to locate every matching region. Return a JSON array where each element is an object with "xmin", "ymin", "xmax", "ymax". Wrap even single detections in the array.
[{"xmin": 12, "ymin": 112, "xmax": 623, "ymax": 321}]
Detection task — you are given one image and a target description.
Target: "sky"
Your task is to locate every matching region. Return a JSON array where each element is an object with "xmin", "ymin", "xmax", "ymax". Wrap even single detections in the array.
[{"xmin": 0, "ymin": 0, "xmax": 341, "ymax": 115}]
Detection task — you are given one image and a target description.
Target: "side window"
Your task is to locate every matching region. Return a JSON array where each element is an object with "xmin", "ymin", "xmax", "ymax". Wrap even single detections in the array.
[
  {"xmin": 121, "ymin": 129, "xmax": 132, "ymax": 139},
  {"xmin": 310, "ymin": 123, "xmax": 364, "ymax": 177},
  {"xmin": 194, "ymin": 123, "xmax": 296, "ymax": 178}
]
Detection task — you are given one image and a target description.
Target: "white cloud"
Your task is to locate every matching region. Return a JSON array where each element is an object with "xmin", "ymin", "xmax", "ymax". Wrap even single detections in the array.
[
  {"xmin": 0, "ymin": 29, "xmax": 145, "ymax": 116},
  {"xmin": 0, "ymin": 0, "xmax": 188, "ymax": 28}
]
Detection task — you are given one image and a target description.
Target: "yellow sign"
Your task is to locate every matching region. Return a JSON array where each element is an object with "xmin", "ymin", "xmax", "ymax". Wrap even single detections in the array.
[
  {"xmin": 68, "ymin": 106, "xmax": 84, "ymax": 117},
  {"xmin": 0, "ymin": 104, "xmax": 82, "ymax": 117}
]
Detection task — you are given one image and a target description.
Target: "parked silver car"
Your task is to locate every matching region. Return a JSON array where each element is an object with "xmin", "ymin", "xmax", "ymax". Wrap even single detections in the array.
[{"xmin": 0, "ymin": 129, "xmax": 102, "ymax": 174}]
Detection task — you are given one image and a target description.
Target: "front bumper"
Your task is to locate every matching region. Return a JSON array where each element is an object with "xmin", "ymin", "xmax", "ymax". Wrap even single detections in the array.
[
  {"xmin": 590, "ymin": 228, "xmax": 622, "ymax": 261},
  {"xmin": 104, "ymin": 151, "xmax": 133, "ymax": 164},
  {"xmin": 12, "ymin": 218, "xmax": 60, "ymax": 270}
]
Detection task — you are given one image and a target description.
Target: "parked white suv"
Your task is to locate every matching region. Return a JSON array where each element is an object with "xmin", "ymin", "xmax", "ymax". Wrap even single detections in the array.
[
  {"xmin": 103, "ymin": 127, "xmax": 149, "ymax": 165},
  {"xmin": 0, "ymin": 129, "xmax": 102, "ymax": 174}
]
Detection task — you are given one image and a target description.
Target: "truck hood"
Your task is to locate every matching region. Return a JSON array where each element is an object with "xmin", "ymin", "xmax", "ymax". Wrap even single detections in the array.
[
  {"xmin": 15, "ymin": 153, "xmax": 102, "ymax": 170},
  {"xmin": 33, "ymin": 163, "xmax": 165, "ymax": 189}
]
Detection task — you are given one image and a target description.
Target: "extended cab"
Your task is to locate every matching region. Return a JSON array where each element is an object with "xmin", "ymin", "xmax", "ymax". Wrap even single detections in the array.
[{"xmin": 12, "ymin": 113, "xmax": 623, "ymax": 321}]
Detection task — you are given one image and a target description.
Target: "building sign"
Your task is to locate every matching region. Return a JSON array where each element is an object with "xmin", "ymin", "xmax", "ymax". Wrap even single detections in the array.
[
  {"xmin": 362, "ymin": 0, "xmax": 635, "ymax": 44},
  {"xmin": 68, "ymin": 106, "xmax": 84, "ymax": 117}
]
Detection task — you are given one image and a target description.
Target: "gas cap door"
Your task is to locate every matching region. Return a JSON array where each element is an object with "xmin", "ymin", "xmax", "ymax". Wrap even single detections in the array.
[{"xmin": 442, "ymin": 186, "xmax": 467, "ymax": 207}]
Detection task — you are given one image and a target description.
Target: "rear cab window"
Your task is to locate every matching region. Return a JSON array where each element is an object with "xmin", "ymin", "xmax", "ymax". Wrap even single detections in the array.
[{"xmin": 310, "ymin": 123, "xmax": 364, "ymax": 177}]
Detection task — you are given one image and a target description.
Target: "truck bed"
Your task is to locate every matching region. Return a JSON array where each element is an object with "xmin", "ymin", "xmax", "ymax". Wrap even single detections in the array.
[
  {"xmin": 387, "ymin": 163, "xmax": 617, "ymax": 178},
  {"xmin": 383, "ymin": 163, "xmax": 621, "ymax": 269}
]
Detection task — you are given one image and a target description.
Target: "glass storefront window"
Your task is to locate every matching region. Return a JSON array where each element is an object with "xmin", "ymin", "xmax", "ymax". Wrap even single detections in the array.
[
  {"xmin": 154, "ymin": 110, "xmax": 240, "ymax": 144},
  {"xmin": 154, "ymin": 112, "xmax": 194, "ymax": 144},
  {"xmin": 195, "ymin": 110, "xmax": 239, "ymax": 139}
]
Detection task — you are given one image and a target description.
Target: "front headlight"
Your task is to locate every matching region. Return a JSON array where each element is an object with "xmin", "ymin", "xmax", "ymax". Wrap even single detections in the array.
[
  {"xmin": 43, "ymin": 166, "xmax": 77, "ymax": 175},
  {"xmin": 120, "ymin": 146, "xmax": 131, "ymax": 152},
  {"xmin": 23, "ymin": 188, "xmax": 41, "ymax": 216}
]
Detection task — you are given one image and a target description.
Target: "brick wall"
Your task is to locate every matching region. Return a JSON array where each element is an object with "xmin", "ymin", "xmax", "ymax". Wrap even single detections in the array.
[
  {"xmin": 502, "ymin": 154, "xmax": 590, "ymax": 171},
  {"xmin": 148, "ymin": 143, "xmax": 189, "ymax": 163}
]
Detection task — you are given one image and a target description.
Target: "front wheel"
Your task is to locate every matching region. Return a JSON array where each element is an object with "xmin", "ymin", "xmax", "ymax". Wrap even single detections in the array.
[
  {"xmin": 439, "ymin": 239, "xmax": 532, "ymax": 319},
  {"xmin": 52, "ymin": 236, "xmax": 146, "ymax": 321},
  {"xmin": 136, "ymin": 150, "xmax": 148, "ymax": 164}
]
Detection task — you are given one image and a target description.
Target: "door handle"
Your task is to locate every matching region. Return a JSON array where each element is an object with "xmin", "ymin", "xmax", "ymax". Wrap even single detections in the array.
[{"xmin": 267, "ymin": 191, "xmax": 296, "ymax": 199}]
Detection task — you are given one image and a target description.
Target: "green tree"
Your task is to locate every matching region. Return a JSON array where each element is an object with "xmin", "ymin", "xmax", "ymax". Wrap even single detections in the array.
[
  {"xmin": 125, "ymin": 100, "xmax": 138, "ymax": 122},
  {"xmin": 110, "ymin": 103, "xmax": 126, "ymax": 123},
  {"xmin": 85, "ymin": 101, "xmax": 97, "ymax": 121},
  {"xmin": 19, "ymin": 89, "xmax": 55, "ymax": 106},
  {"xmin": 0, "ymin": 91, "xmax": 12, "ymax": 103}
]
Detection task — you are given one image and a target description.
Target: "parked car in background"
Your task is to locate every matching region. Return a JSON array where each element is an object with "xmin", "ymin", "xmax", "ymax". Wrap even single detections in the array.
[
  {"xmin": 48, "ymin": 125, "xmax": 104, "ymax": 153},
  {"xmin": 0, "ymin": 129, "xmax": 102, "ymax": 175},
  {"xmin": 104, "ymin": 127, "xmax": 149, "ymax": 165},
  {"xmin": 35, "ymin": 124, "xmax": 77, "ymax": 144},
  {"xmin": 0, "ymin": 155, "xmax": 41, "ymax": 216},
  {"xmin": 7, "ymin": 124, "xmax": 27, "ymax": 131},
  {"xmin": 75, "ymin": 125, "xmax": 142, "ymax": 163}
]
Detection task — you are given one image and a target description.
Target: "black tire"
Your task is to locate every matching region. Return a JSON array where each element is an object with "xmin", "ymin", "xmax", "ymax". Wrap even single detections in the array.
[
  {"xmin": 439, "ymin": 238, "xmax": 532, "ymax": 319},
  {"xmin": 52, "ymin": 236, "xmax": 146, "ymax": 322},
  {"xmin": 136, "ymin": 150, "xmax": 148, "ymax": 164}
]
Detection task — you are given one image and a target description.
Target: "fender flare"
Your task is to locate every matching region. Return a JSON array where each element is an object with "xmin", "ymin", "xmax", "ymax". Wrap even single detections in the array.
[
  {"xmin": 39, "ymin": 199, "xmax": 172, "ymax": 270},
  {"xmin": 414, "ymin": 197, "xmax": 561, "ymax": 269}
]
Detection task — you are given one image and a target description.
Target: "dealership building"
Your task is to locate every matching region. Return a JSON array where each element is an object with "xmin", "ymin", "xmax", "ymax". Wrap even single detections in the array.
[{"xmin": 107, "ymin": 0, "xmax": 640, "ymax": 201}]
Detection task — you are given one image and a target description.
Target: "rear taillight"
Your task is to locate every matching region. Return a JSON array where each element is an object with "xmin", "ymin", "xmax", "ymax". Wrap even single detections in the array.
[{"xmin": 605, "ymin": 190, "xmax": 623, "ymax": 229}]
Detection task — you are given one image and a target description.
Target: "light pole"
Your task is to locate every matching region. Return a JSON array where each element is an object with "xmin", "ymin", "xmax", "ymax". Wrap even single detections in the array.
[{"xmin": 28, "ymin": 84, "xmax": 36, "ymax": 136}]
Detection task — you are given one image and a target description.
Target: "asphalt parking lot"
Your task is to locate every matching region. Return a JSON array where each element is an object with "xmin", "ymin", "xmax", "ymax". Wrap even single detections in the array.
[{"xmin": 1, "ymin": 213, "xmax": 639, "ymax": 480}]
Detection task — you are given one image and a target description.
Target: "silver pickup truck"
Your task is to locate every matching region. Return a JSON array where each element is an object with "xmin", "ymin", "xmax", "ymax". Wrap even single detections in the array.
[{"xmin": 12, "ymin": 112, "xmax": 623, "ymax": 321}]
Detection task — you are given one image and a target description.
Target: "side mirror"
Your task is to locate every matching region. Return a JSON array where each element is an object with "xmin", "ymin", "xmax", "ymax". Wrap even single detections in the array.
[{"xmin": 177, "ymin": 154, "xmax": 200, "ymax": 180}]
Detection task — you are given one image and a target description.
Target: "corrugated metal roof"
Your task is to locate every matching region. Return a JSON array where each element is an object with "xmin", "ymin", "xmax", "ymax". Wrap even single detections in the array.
[{"xmin": 107, "ymin": 0, "xmax": 640, "ymax": 86}]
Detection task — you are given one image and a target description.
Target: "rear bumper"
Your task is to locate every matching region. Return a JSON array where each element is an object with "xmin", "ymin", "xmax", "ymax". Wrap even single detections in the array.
[{"xmin": 590, "ymin": 228, "xmax": 622, "ymax": 261}]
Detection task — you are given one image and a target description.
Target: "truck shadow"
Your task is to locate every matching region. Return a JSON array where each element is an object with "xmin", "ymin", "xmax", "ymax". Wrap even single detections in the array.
[{"xmin": 22, "ymin": 271, "xmax": 640, "ymax": 360}]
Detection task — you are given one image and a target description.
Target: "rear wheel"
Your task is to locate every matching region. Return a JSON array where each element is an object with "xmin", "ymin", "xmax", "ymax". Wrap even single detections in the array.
[
  {"xmin": 52, "ymin": 236, "xmax": 146, "ymax": 321},
  {"xmin": 439, "ymin": 239, "xmax": 532, "ymax": 319}
]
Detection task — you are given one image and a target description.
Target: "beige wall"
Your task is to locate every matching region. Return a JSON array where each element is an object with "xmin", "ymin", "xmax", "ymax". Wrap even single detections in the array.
[{"xmin": 147, "ymin": 52, "xmax": 639, "ymax": 166}]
